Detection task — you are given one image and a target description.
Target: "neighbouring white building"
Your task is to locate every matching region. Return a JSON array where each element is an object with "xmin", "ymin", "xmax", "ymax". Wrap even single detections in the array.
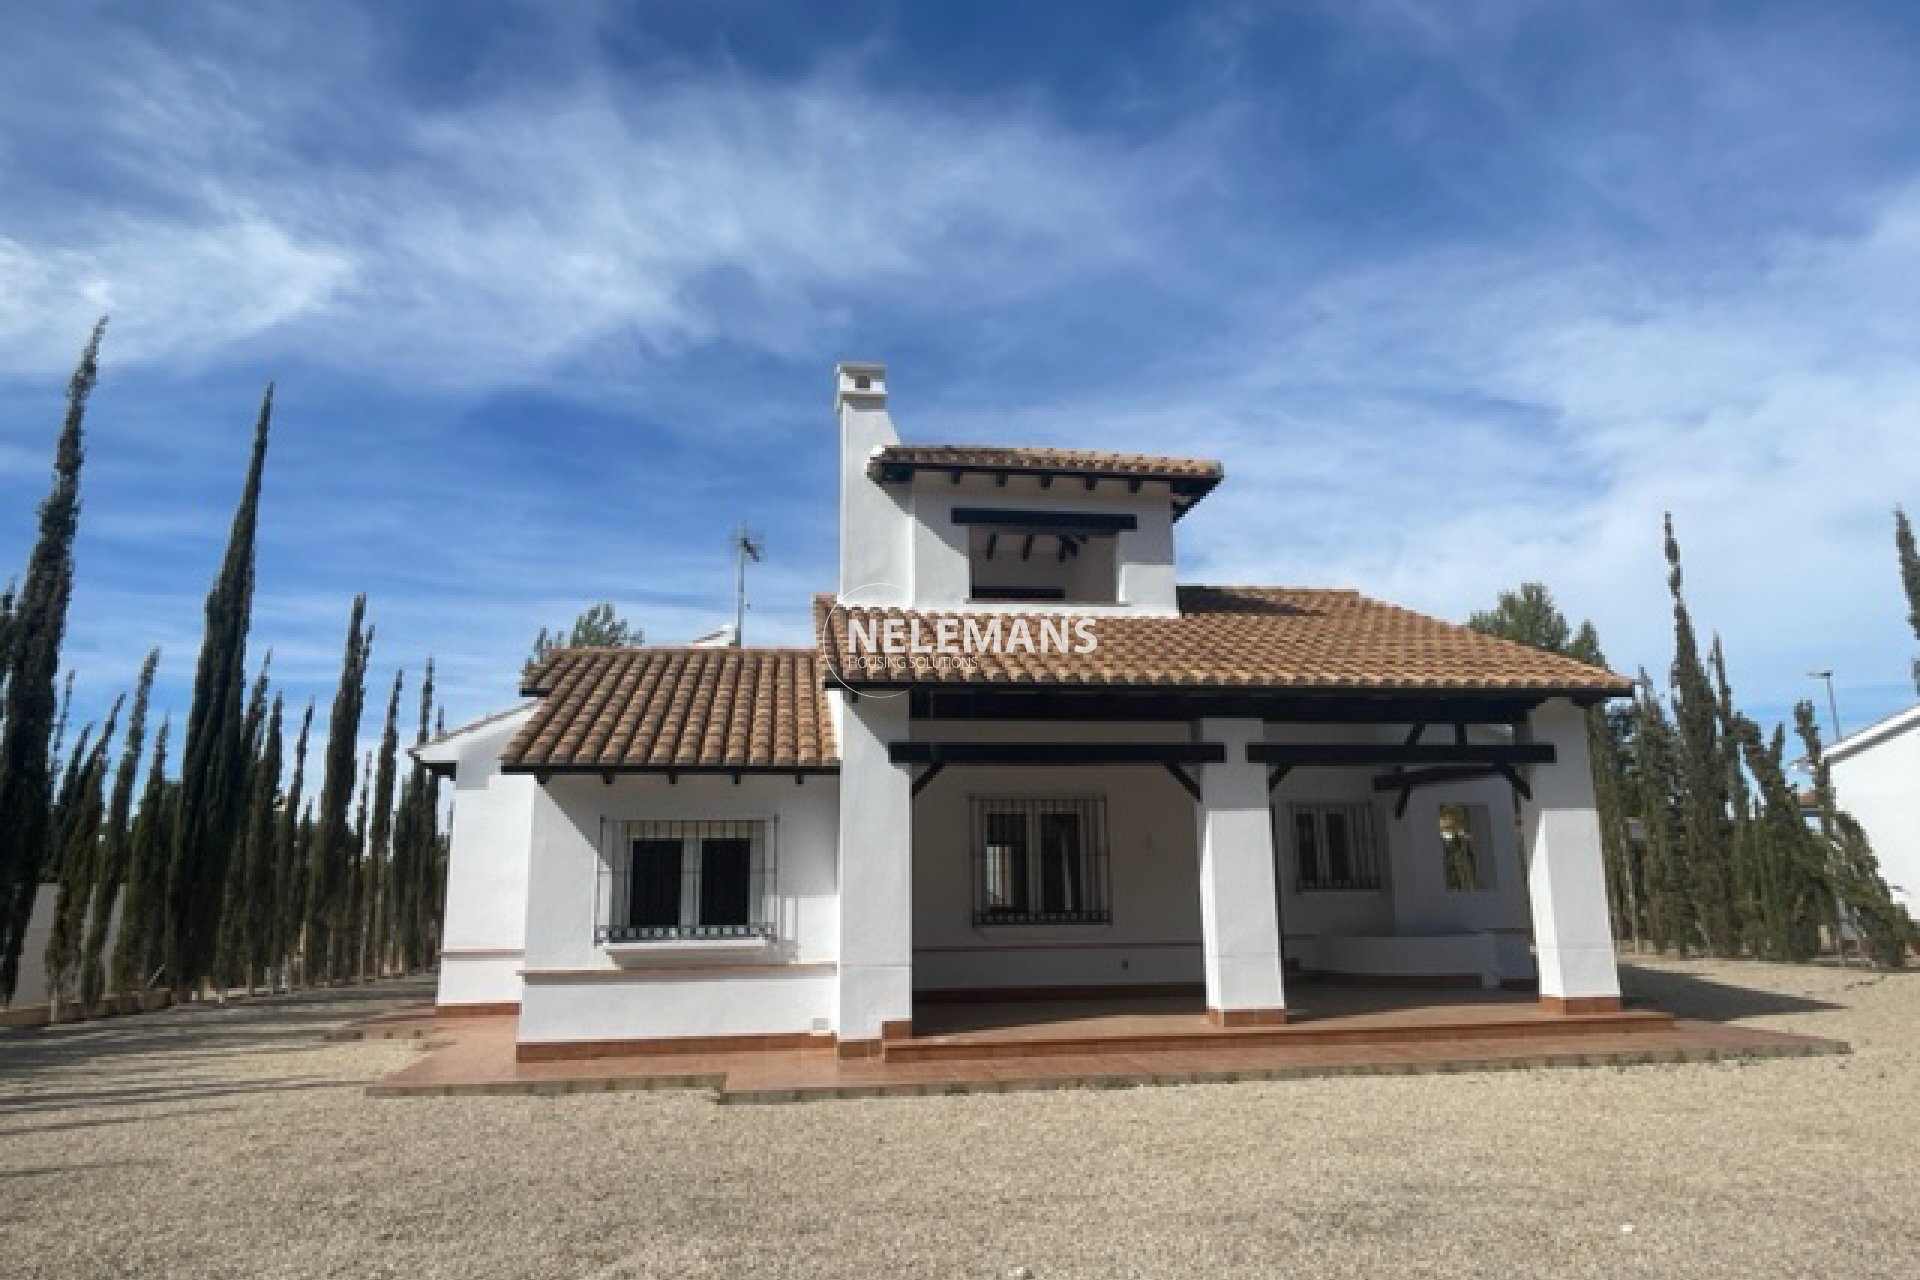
[
  {"xmin": 1823, "ymin": 704, "xmax": 1920, "ymax": 911},
  {"xmin": 418, "ymin": 363, "xmax": 1632, "ymax": 1061}
]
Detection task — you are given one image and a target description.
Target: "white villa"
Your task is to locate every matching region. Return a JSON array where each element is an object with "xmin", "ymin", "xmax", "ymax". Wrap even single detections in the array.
[{"xmin": 419, "ymin": 363, "xmax": 1633, "ymax": 1062}]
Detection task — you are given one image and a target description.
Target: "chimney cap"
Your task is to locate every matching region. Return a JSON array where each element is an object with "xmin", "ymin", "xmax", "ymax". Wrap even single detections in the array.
[{"xmin": 835, "ymin": 361, "xmax": 888, "ymax": 403}]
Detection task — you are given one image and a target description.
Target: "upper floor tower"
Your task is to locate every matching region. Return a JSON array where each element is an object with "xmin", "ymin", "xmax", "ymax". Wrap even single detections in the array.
[{"xmin": 835, "ymin": 362, "xmax": 1222, "ymax": 614}]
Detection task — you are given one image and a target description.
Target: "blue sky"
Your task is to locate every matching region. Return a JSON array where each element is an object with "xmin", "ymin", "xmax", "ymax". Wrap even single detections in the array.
[{"xmin": 4, "ymin": 0, "xmax": 1920, "ymax": 758}]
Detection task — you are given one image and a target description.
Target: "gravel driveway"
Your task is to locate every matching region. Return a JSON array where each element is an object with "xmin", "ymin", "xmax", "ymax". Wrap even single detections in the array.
[{"xmin": 2, "ymin": 958, "xmax": 1915, "ymax": 1279}]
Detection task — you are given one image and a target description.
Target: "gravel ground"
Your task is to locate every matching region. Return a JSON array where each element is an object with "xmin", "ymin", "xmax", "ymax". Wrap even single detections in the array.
[{"xmin": 1, "ymin": 958, "xmax": 1915, "ymax": 1280}]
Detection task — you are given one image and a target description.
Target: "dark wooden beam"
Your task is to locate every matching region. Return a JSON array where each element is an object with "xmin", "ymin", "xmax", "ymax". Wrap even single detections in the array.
[
  {"xmin": 1267, "ymin": 764, "xmax": 1292, "ymax": 792},
  {"xmin": 983, "ymin": 532, "xmax": 998, "ymax": 559},
  {"xmin": 950, "ymin": 507, "xmax": 1139, "ymax": 532},
  {"xmin": 1248, "ymin": 743, "xmax": 1556, "ymax": 767},
  {"xmin": 1021, "ymin": 534, "xmax": 1035, "ymax": 562},
  {"xmin": 1164, "ymin": 763, "xmax": 1201, "ymax": 802},
  {"xmin": 1369, "ymin": 763, "xmax": 1536, "ymax": 802},
  {"xmin": 909, "ymin": 688, "xmax": 1544, "ymax": 725},
  {"xmin": 1496, "ymin": 764, "xmax": 1533, "ymax": 801},
  {"xmin": 1370, "ymin": 764, "xmax": 1508, "ymax": 792},
  {"xmin": 888, "ymin": 741, "xmax": 1227, "ymax": 767},
  {"xmin": 1394, "ymin": 787, "xmax": 1412, "ymax": 819},
  {"xmin": 911, "ymin": 762, "xmax": 945, "ymax": 798}
]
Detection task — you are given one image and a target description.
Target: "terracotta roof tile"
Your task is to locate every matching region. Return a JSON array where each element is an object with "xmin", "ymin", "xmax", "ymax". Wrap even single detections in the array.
[
  {"xmin": 872, "ymin": 444, "xmax": 1222, "ymax": 481},
  {"xmin": 814, "ymin": 587, "xmax": 1632, "ymax": 695},
  {"xmin": 506, "ymin": 648, "xmax": 837, "ymax": 773},
  {"xmin": 869, "ymin": 445, "xmax": 1223, "ymax": 517}
]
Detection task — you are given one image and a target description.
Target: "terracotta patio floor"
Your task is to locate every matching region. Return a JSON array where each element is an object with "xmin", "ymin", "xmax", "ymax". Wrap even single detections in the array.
[{"xmin": 361, "ymin": 987, "xmax": 1848, "ymax": 1103}]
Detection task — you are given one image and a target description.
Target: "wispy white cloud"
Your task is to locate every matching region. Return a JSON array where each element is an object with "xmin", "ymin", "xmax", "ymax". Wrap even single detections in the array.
[{"xmin": 4, "ymin": 0, "xmax": 1920, "ymax": 753}]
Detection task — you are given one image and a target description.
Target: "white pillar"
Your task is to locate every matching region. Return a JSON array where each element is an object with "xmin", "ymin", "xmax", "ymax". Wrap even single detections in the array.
[
  {"xmin": 1520, "ymin": 699, "xmax": 1623, "ymax": 1012},
  {"xmin": 834, "ymin": 690, "xmax": 914, "ymax": 1054},
  {"xmin": 1193, "ymin": 718, "xmax": 1287, "ymax": 1025}
]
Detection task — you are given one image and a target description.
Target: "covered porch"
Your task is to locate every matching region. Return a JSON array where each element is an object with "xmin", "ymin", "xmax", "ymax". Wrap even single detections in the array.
[{"xmin": 834, "ymin": 683, "xmax": 1626, "ymax": 1055}]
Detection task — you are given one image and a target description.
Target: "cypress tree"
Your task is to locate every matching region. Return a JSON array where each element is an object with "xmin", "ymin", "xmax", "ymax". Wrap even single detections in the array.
[
  {"xmin": 271, "ymin": 701, "xmax": 313, "ymax": 988},
  {"xmin": 112, "ymin": 719, "xmax": 171, "ymax": 993},
  {"xmin": 1663, "ymin": 515, "xmax": 1737, "ymax": 955},
  {"xmin": 0, "ymin": 583, "xmax": 15, "ymax": 686},
  {"xmin": 1727, "ymin": 715, "xmax": 1824, "ymax": 960},
  {"xmin": 345, "ymin": 750, "xmax": 372, "ymax": 979},
  {"xmin": 1796, "ymin": 704, "xmax": 1910, "ymax": 967},
  {"xmin": 0, "ymin": 320, "xmax": 105, "ymax": 1002},
  {"xmin": 213, "ymin": 662, "xmax": 272, "ymax": 991},
  {"xmin": 1707, "ymin": 636, "xmax": 1762, "ymax": 954},
  {"xmin": 48, "ymin": 672, "xmax": 76, "ymax": 795},
  {"xmin": 44, "ymin": 697, "xmax": 121, "ymax": 1011},
  {"xmin": 307, "ymin": 596, "xmax": 371, "ymax": 984},
  {"xmin": 165, "ymin": 386, "xmax": 273, "ymax": 997},
  {"xmin": 1897, "ymin": 507, "xmax": 1920, "ymax": 695},
  {"xmin": 364, "ymin": 671, "xmax": 403, "ymax": 978},
  {"xmin": 79, "ymin": 650, "xmax": 158, "ymax": 1008},
  {"xmin": 234, "ymin": 695, "xmax": 283, "ymax": 991},
  {"xmin": 1632, "ymin": 674, "xmax": 1691, "ymax": 954},
  {"xmin": 397, "ymin": 660, "xmax": 441, "ymax": 971}
]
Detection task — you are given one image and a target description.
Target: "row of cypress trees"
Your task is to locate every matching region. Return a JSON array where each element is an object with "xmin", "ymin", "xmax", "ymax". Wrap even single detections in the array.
[
  {"xmin": 0, "ymin": 322, "xmax": 447, "ymax": 1014},
  {"xmin": 1471, "ymin": 519, "xmax": 1913, "ymax": 968}
]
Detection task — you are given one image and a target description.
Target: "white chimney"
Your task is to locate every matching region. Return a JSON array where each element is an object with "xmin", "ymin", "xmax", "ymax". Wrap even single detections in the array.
[
  {"xmin": 835, "ymin": 360, "xmax": 909, "ymax": 604},
  {"xmin": 835, "ymin": 361, "xmax": 887, "ymax": 408}
]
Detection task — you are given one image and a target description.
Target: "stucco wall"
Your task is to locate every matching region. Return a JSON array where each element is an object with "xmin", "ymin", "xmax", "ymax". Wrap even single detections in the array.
[
  {"xmin": 906, "ymin": 475, "xmax": 1181, "ymax": 614},
  {"xmin": 517, "ymin": 772, "xmax": 840, "ymax": 1044},
  {"xmin": 431, "ymin": 710, "xmax": 537, "ymax": 1009},
  {"xmin": 1266, "ymin": 721, "xmax": 1534, "ymax": 979},
  {"xmin": 1829, "ymin": 714, "xmax": 1920, "ymax": 910}
]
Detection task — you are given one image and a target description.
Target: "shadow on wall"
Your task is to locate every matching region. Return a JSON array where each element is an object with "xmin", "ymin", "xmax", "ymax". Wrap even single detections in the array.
[{"xmin": 1619, "ymin": 962, "xmax": 1848, "ymax": 1021}]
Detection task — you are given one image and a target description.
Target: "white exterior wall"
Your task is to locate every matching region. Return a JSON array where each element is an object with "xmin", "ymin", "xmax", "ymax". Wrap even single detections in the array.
[
  {"xmin": 1519, "ymin": 699, "xmax": 1622, "ymax": 1003},
  {"xmin": 834, "ymin": 691, "xmax": 914, "ymax": 1042},
  {"xmin": 426, "ymin": 709, "xmax": 538, "ymax": 1010},
  {"xmin": 837, "ymin": 363, "xmax": 913, "ymax": 605},
  {"xmin": 517, "ymin": 773, "xmax": 840, "ymax": 1045},
  {"xmin": 1827, "ymin": 707, "xmax": 1920, "ymax": 910},
  {"xmin": 910, "ymin": 729, "xmax": 1204, "ymax": 992},
  {"xmin": 906, "ymin": 476, "xmax": 1182, "ymax": 614},
  {"xmin": 905, "ymin": 718, "xmax": 1539, "ymax": 994},
  {"xmin": 7, "ymin": 885, "xmax": 125, "ymax": 1010},
  {"xmin": 1267, "ymin": 721, "xmax": 1534, "ymax": 983}
]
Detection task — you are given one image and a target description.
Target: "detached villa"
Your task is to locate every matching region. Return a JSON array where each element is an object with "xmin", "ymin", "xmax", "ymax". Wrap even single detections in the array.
[{"xmin": 419, "ymin": 363, "xmax": 1633, "ymax": 1063}]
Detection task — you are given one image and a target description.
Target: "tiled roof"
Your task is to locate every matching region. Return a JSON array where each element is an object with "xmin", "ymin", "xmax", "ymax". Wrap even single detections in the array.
[
  {"xmin": 869, "ymin": 445, "xmax": 1224, "ymax": 516},
  {"xmin": 814, "ymin": 587, "xmax": 1633, "ymax": 696},
  {"xmin": 506, "ymin": 648, "xmax": 837, "ymax": 773}
]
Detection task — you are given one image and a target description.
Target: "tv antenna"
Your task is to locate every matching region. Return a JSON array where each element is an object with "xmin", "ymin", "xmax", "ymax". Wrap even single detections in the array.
[{"xmin": 732, "ymin": 524, "xmax": 764, "ymax": 646}]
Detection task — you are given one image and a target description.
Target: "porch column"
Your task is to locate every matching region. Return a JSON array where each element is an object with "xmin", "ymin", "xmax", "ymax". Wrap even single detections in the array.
[
  {"xmin": 1193, "ymin": 718, "xmax": 1287, "ymax": 1025},
  {"xmin": 834, "ymin": 690, "xmax": 914, "ymax": 1056},
  {"xmin": 1519, "ymin": 699, "xmax": 1623, "ymax": 1013}
]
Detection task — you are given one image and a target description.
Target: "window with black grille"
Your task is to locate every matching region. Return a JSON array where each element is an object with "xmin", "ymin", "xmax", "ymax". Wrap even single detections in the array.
[
  {"xmin": 971, "ymin": 797, "xmax": 1110, "ymax": 925},
  {"xmin": 1288, "ymin": 802, "xmax": 1384, "ymax": 892},
  {"xmin": 599, "ymin": 820, "xmax": 775, "ymax": 942}
]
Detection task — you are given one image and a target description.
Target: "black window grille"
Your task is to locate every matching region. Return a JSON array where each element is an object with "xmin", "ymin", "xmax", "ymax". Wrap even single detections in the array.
[
  {"xmin": 971, "ymin": 797, "xmax": 1110, "ymax": 925},
  {"xmin": 598, "ymin": 819, "xmax": 776, "ymax": 943},
  {"xmin": 1289, "ymin": 802, "xmax": 1383, "ymax": 892}
]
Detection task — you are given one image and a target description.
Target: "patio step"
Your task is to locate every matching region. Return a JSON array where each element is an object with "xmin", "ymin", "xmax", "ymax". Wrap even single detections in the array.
[{"xmin": 882, "ymin": 1009, "xmax": 1675, "ymax": 1063}]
